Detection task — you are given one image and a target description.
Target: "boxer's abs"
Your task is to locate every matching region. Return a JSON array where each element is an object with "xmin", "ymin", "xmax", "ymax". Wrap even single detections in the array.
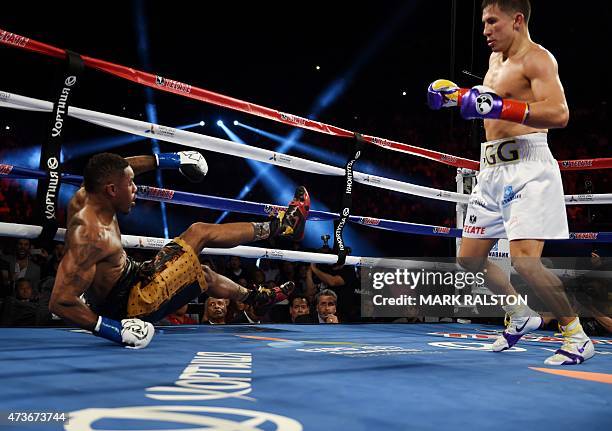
[{"xmin": 484, "ymin": 119, "xmax": 545, "ymax": 141}]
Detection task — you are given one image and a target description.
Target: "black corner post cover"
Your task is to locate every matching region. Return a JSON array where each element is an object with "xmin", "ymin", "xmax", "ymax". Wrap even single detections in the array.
[{"xmin": 35, "ymin": 50, "xmax": 84, "ymax": 244}]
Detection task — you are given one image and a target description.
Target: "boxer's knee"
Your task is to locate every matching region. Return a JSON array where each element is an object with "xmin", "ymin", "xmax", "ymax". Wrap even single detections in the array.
[
  {"xmin": 182, "ymin": 222, "xmax": 214, "ymax": 250},
  {"xmin": 457, "ymin": 255, "xmax": 488, "ymax": 272},
  {"xmin": 511, "ymin": 256, "xmax": 543, "ymax": 278}
]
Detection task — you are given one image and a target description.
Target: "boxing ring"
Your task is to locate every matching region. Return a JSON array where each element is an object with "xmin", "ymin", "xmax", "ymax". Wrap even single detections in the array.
[
  {"xmin": 0, "ymin": 324, "xmax": 611, "ymax": 430},
  {"xmin": 1, "ymin": 29, "xmax": 612, "ymax": 430}
]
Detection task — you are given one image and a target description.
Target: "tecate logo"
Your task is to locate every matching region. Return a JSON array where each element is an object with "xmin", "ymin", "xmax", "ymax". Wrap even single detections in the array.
[
  {"xmin": 360, "ymin": 217, "xmax": 380, "ymax": 226},
  {"xmin": 562, "ymin": 160, "xmax": 593, "ymax": 168},
  {"xmin": 0, "ymin": 31, "xmax": 29, "ymax": 47},
  {"xmin": 433, "ymin": 227, "xmax": 451, "ymax": 234},
  {"xmin": 570, "ymin": 232, "xmax": 598, "ymax": 240}
]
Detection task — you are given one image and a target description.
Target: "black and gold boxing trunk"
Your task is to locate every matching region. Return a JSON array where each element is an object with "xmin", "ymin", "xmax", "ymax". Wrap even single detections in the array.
[{"xmin": 90, "ymin": 237, "xmax": 207, "ymax": 322}]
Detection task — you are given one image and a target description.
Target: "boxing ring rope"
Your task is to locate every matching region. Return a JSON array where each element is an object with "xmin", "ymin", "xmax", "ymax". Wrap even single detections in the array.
[
  {"xmin": 3, "ymin": 91, "xmax": 612, "ymax": 207},
  {"xmin": 0, "ymin": 28, "xmax": 480, "ymax": 170},
  {"xmin": 3, "ymin": 29, "xmax": 611, "ymax": 172},
  {"xmin": 2, "ymin": 163, "xmax": 612, "ymax": 243},
  {"xmin": 0, "ymin": 221, "xmax": 457, "ymax": 271},
  {"xmin": 2, "ymin": 222, "xmax": 610, "ymax": 282},
  {"xmin": 0, "ymin": 91, "xmax": 471, "ymax": 204},
  {"xmin": 0, "ymin": 163, "xmax": 461, "ymax": 238},
  {"xmin": 3, "ymin": 221, "xmax": 611, "ymax": 286}
]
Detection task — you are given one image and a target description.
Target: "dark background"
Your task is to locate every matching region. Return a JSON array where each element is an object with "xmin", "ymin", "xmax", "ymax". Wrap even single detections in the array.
[{"xmin": 1, "ymin": 1, "xmax": 610, "ymax": 257}]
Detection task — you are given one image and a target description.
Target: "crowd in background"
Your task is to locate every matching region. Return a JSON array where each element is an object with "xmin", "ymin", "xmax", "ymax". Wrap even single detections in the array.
[{"xmin": 1, "ymin": 233, "xmax": 610, "ymax": 335}]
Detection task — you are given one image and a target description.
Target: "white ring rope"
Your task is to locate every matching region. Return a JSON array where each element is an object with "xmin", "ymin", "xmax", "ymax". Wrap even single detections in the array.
[
  {"xmin": 3, "ymin": 91, "xmax": 610, "ymax": 205},
  {"xmin": 0, "ymin": 222, "xmax": 607, "ymax": 280},
  {"xmin": 0, "ymin": 222, "xmax": 454, "ymax": 271}
]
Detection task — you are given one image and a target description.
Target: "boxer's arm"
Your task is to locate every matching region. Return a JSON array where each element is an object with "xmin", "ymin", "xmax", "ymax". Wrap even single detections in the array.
[
  {"xmin": 125, "ymin": 155, "xmax": 157, "ymax": 177},
  {"xmin": 49, "ymin": 224, "xmax": 107, "ymax": 330},
  {"xmin": 522, "ymin": 48, "xmax": 569, "ymax": 129},
  {"xmin": 50, "ymin": 222, "xmax": 155, "ymax": 348},
  {"xmin": 127, "ymin": 152, "xmax": 208, "ymax": 183}
]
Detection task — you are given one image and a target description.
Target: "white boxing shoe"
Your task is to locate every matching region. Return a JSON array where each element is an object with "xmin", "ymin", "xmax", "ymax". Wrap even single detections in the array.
[
  {"xmin": 492, "ymin": 313, "xmax": 542, "ymax": 352},
  {"xmin": 544, "ymin": 319, "xmax": 595, "ymax": 365}
]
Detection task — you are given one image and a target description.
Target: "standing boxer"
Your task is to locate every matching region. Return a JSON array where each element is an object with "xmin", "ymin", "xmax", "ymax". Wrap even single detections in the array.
[{"xmin": 428, "ymin": 0, "xmax": 594, "ymax": 365}]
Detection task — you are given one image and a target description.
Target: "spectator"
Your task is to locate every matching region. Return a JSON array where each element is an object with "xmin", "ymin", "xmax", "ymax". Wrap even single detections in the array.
[
  {"xmin": 15, "ymin": 278, "xmax": 36, "ymax": 302},
  {"xmin": 0, "ymin": 277, "xmax": 51, "ymax": 326},
  {"xmin": 227, "ymin": 256, "xmax": 244, "ymax": 282},
  {"xmin": 289, "ymin": 295, "xmax": 312, "ymax": 323},
  {"xmin": 202, "ymin": 297, "xmax": 229, "ymax": 324},
  {"xmin": 229, "ymin": 300, "xmax": 260, "ymax": 324},
  {"xmin": 315, "ymin": 289, "xmax": 339, "ymax": 324},
  {"xmin": 4, "ymin": 238, "xmax": 41, "ymax": 290},
  {"xmin": 309, "ymin": 262, "xmax": 360, "ymax": 322}
]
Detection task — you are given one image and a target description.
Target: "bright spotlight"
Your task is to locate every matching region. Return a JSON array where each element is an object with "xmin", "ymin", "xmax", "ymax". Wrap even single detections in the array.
[
  {"xmin": 4, "ymin": 126, "xmax": 9, "ymax": 130},
  {"xmin": 216, "ymin": 120, "xmax": 224, "ymax": 127},
  {"xmin": 316, "ymin": 65, "xmax": 321, "ymax": 70},
  {"xmin": 402, "ymin": 91, "xmax": 407, "ymax": 96},
  {"xmin": 199, "ymin": 121, "xmax": 205, "ymax": 126},
  {"xmin": 233, "ymin": 120, "xmax": 239, "ymax": 126}
]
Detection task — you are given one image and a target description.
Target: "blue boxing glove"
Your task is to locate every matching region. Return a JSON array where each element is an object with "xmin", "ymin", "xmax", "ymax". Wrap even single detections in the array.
[
  {"xmin": 460, "ymin": 85, "xmax": 529, "ymax": 124},
  {"xmin": 94, "ymin": 316, "xmax": 154, "ymax": 349},
  {"xmin": 156, "ymin": 150, "xmax": 208, "ymax": 183},
  {"xmin": 427, "ymin": 79, "xmax": 469, "ymax": 110}
]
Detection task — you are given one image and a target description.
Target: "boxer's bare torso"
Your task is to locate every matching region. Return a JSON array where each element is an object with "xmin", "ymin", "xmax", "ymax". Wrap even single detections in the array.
[
  {"xmin": 61, "ymin": 187, "xmax": 127, "ymax": 302},
  {"xmin": 51, "ymin": 164, "xmax": 137, "ymax": 329},
  {"xmin": 483, "ymin": 42, "xmax": 551, "ymax": 141}
]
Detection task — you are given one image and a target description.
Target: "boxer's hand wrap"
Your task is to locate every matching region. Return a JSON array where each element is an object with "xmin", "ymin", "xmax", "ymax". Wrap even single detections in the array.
[
  {"xmin": 427, "ymin": 79, "xmax": 469, "ymax": 110},
  {"xmin": 94, "ymin": 316, "xmax": 155, "ymax": 349},
  {"xmin": 460, "ymin": 85, "xmax": 529, "ymax": 123},
  {"xmin": 155, "ymin": 151, "xmax": 208, "ymax": 183}
]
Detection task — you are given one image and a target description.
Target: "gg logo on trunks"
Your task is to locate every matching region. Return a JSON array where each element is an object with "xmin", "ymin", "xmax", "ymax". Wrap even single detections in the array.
[{"xmin": 482, "ymin": 139, "xmax": 519, "ymax": 166}]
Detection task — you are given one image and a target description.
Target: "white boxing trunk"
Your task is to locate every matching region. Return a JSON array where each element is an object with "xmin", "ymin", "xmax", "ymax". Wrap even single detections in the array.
[{"xmin": 463, "ymin": 132, "xmax": 569, "ymax": 241}]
